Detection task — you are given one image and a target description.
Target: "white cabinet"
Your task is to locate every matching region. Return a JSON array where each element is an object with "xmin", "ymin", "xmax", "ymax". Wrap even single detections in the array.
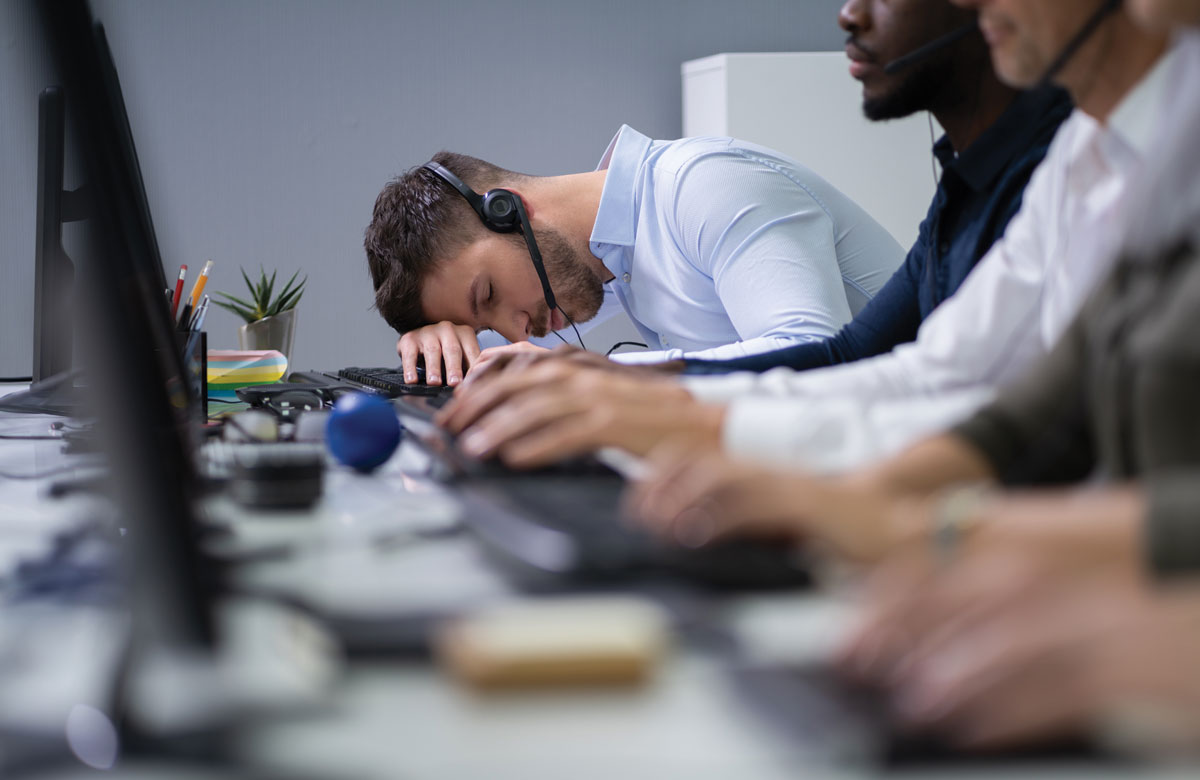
[{"xmin": 683, "ymin": 52, "xmax": 940, "ymax": 249}]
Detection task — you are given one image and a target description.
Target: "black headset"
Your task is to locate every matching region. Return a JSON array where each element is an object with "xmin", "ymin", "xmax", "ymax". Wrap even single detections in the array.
[
  {"xmin": 1038, "ymin": 0, "xmax": 1124, "ymax": 86},
  {"xmin": 421, "ymin": 161, "xmax": 557, "ymax": 311}
]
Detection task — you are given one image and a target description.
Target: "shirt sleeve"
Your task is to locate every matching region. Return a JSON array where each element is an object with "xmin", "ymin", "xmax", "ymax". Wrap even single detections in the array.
[
  {"xmin": 667, "ymin": 150, "xmax": 868, "ymax": 346},
  {"xmin": 720, "ymin": 386, "xmax": 996, "ymax": 472},
  {"xmin": 1145, "ymin": 471, "xmax": 1200, "ymax": 577},
  {"xmin": 679, "ymin": 214, "xmax": 931, "ymax": 373},
  {"xmin": 948, "ymin": 312, "xmax": 1095, "ymax": 485}
]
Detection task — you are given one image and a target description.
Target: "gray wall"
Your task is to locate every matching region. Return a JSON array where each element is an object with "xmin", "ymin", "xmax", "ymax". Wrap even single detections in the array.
[{"xmin": 1, "ymin": 0, "xmax": 846, "ymax": 375}]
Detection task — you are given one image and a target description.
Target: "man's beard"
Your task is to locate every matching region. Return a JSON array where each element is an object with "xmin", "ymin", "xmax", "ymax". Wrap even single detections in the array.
[
  {"xmin": 862, "ymin": 55, "xmax": 953, "ymax": 121},
  {"xmin": 523, "ymin": 226, "xmax": 605, "ymax": 337}
]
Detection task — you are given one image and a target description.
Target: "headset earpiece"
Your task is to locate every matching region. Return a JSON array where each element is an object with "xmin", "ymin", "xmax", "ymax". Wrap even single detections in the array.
[{"xmin": 480, "ymin": 189, "xmax": 521, "ymax": 232}]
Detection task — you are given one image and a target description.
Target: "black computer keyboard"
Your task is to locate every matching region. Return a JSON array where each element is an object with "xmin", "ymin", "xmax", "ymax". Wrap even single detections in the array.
[
  {"xmin": 456, "ymin": 470, "xmax": 812, "ymax": 589},
  {"xmin": 337, "ymin": 366, "xmax": 450, "ymax": 398}
]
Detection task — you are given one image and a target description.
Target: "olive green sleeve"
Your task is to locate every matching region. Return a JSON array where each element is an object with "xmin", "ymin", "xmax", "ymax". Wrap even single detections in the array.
[
  {"xmin": 1145, "ymin": 471, "xmax": 1200, "ymax": 577},
  {"xmin": 950, "ymin": 314, "xmax": 1095, "ymax": 486}
]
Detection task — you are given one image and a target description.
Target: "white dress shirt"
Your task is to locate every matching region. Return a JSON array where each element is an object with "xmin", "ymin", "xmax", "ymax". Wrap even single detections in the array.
[
  {"xmin": 1121, "ymin": 31, "xmax": 1200, "ymax": 258},
  {"xmin": 589, "ymin": 126, "xmax": 904, "ymax": 362},
  {"xmin": 684, "ymin": 47, "xmax": 1176, "ymax": 471}
]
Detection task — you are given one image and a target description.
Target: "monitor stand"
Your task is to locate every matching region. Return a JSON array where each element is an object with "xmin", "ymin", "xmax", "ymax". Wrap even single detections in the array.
[{"xmin": 0, "ymin": 370, "xmax": 86, "ymax": 416}]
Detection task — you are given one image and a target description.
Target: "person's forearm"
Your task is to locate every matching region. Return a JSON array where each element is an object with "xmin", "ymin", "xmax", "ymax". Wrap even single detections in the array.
[
  {"xmin": 857, "ymin": 433, "xmax": 998, "ymax": 496},
  {"xmin": 964, "ymin": 484, "xmax": 1144, "ymax": 575}
]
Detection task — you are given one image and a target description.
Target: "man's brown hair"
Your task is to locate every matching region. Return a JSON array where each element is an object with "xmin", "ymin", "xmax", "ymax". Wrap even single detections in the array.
[{"xmin": 364, "ymin": 151, "xmax": 526, "ymax": 334}]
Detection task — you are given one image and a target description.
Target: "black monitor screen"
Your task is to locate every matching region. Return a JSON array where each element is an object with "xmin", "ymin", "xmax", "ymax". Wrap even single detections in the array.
[{"xmin": 40, "ymin": 0, "xmax": 215, "ymax": 649}]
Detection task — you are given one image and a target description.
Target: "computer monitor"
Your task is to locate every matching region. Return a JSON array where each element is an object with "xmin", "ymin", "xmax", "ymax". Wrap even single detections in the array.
[
  {"xmin": 39, "ymin": 0, "xmax": 215, "ymax": 651},
  {"xmin": 2, "ymin": 19, "xmax": 172, "ymax": 415}
]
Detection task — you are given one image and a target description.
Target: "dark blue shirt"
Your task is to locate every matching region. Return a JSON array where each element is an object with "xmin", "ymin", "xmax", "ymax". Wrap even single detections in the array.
[{"xmin": 682, "ymin": 86, "xmax": 1073, "ymax": 376}]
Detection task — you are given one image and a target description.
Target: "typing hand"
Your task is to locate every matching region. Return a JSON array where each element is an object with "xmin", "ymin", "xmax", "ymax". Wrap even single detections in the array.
[
  {"xmin": 396, "ymin": 321, "xmax": 481, "ymax": 386},
  {"xmin": 628, "ymin": 447, "xmax": 922, "ymax": 563},
  {"xmin": 466, "ymin": 341, "xmax": 551, "ymax": 381},
  {"xmin": 435, "ymin": 360, "xmax": 715, "ymax": 468},
  {"xmin": 867, "ymin": 566, "xmax": 1200, "ymax": 753},
  {"xmin": 628, "ymin": 444, "xmax": 818, "ymax": 548},
  {"xmin": 837, "ymin": 550, "xmax": 1056, "ymax": 689}
]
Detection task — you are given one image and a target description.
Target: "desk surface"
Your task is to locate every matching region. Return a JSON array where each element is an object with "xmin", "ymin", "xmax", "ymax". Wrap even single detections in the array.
[
  {"xmin": 0, "ymin": 385, "xmax": 101, "ymax": 583},
  {"xmin": 1, "ymin": 384, "xmax": 1190, "ymax": 779}
]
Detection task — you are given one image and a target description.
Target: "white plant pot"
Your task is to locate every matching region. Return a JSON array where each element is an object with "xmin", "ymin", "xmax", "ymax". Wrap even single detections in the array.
[{"xmin": 237, "ymin": 308, "xmax": 297, "ymax": 367}]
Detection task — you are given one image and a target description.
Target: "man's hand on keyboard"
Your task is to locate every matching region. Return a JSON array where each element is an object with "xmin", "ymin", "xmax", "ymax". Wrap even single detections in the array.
[
  {"xmin": 435, "ymin": 360, "xmax": 725, "ymax": 468},
  {"xmin": 627, "ymin": 443, "xmax": 922, "ymax": 563},
  {"xmin": 396, "ymin": 321, "xmax": 481, "ymax": 386},
  {"xmin": 469, "ymin": 341, "xmax": 550, "ymax": 378},
  {"xmin": 839, "ymin": 554, "xmax": 1200, "ymax": 752}
]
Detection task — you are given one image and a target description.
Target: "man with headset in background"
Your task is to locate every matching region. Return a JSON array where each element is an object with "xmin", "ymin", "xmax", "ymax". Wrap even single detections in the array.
[
  {"xmin": 364, "ymin": 130, "xmax": 906, "ymax": 387},
  {"xmin": 805, "ymin": 0, "xmax": 1200, "ymax": 754}
]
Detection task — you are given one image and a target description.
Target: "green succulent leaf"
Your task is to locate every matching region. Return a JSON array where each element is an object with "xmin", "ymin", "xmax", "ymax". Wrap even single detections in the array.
[
  {"xmin": 219, "ymin": 265, "xmax": 308, "ymax": 323},
  {"xmin": 270, "ymin": 285, "xmax": 304, "ymax": 316},
  {"xmin": 214, "ymin": 290, "xmax": 253, "ymax": 308},
  {"xmin": 212, "ymin": 298, "xmax": 259, "ymax": 324},
  {"xmin": 261, "ymin": 269, "xmax": 276, "ymax": 311}
]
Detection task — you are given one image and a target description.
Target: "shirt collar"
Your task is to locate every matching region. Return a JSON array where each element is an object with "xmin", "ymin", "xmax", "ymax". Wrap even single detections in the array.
[
  {"xmin": 937, "ymin": 85, "xmax": 1071, "ymax": 192},
  {"xmin": 1106, "ymin": 42, "xmax": 1177, "ymax": 160},
  {"xmin": 590, "ymin": 125, "xmax": 652, "ymax": 254}
]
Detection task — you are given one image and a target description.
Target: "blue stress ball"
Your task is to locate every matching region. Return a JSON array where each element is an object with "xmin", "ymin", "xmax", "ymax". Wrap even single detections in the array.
[{"xmin": 325, "ymin": 392, "xmax": 402, "ymax": 473}]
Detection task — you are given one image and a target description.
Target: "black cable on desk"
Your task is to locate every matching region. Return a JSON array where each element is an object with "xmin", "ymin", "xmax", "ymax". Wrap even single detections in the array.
[{"xmin": 605, "ymin": 341, "xmax": 649, "ymax": 356}]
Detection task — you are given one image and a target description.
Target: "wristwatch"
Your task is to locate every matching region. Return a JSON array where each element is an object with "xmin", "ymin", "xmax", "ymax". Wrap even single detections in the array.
[{"xmin": 931, "ymin": 483, "xmax": 993, "ymax": 560}]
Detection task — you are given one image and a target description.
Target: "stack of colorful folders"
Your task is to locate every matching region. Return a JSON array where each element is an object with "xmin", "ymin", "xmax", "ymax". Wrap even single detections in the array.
[{"xmin": 206, "ymin": 350, "xmax": 288, "ymax": 402}]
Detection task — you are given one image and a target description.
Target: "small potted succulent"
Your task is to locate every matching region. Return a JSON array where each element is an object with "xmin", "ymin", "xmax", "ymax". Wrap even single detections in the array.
[{"xmin": 214, "ymin": 267, "xmax": 306, "ymax": 363}]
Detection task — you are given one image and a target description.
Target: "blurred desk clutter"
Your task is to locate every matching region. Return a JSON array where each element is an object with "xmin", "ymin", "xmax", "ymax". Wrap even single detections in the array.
[{"xmin": 3, "ymin": 367, "xmax": 1169, "ymax": 779}]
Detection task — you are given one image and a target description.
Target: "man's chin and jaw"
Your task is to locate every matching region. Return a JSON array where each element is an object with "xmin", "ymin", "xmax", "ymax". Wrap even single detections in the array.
[
  {"xmin": 533, "ymin": 225, "xmax": 606, "ymax": 334},
  {"xmin": 976, "ymin": 8, "xmax": 1049, "ymax": 87},
  {"xmin": 859, "ymin": 62, "xmax": 950, "ymax": 121},
  {"xmin": 958, "ymin": 0, "xmax": 1101, "ymax": 90},
  {"xmin": 843, "ymin": 3, "xmax": 969, "ymax": 121}
]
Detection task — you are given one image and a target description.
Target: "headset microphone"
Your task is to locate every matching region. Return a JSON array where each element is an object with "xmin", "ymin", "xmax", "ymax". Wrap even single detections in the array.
[
  {"xmin": 1036, "ymin": 0, "xmax": 1123, "ymax": 87},
  {"xmin": 884, "ymin": 20, "xmax": 979, "ymax": 75}
]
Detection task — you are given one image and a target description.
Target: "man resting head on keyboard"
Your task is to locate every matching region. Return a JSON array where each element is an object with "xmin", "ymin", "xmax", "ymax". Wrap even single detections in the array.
[{"xmin": 364, "ymin": 133, "xmax": 904, "ymax": 387}]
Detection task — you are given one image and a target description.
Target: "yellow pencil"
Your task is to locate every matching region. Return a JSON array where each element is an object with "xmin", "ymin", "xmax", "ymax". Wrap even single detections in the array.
[{"xmin": 189, "ymin": 259, "xmax": 213, "ymax": 309}]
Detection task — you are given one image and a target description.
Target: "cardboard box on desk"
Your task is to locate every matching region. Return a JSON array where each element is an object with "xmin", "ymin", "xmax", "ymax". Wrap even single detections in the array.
[{"xmin": 435, "ymin": 597, "xmax": 669, "ymax": 690}]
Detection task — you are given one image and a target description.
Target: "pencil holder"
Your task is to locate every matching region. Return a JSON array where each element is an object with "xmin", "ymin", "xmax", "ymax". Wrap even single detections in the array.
[{"xmin": 177, "ymin": 330, "xmax": 207, "ymax": 417}]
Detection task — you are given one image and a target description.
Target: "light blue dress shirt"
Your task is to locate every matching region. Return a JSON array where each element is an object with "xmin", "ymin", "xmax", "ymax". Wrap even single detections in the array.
[{"xmin": 590, "ymin": 125, "xmax": 903, "ymax": 362}]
